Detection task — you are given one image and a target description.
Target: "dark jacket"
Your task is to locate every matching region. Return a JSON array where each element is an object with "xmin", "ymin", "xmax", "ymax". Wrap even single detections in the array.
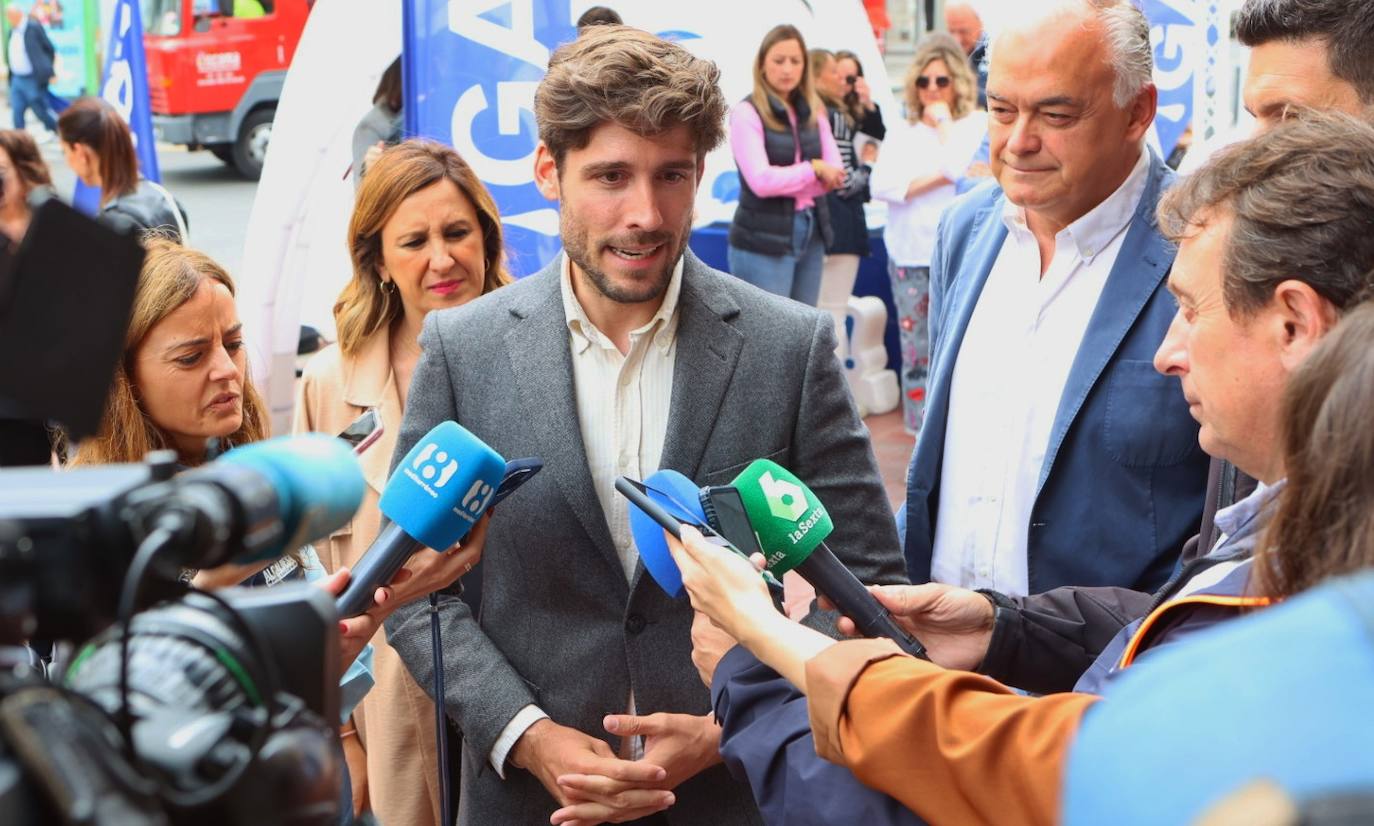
[
  {"xmin": 978, "ymin": 458, "xmax": 1259, "ymax": 694},
  {"xmin": 729, "ymin": 95, "xmax": 833, "ymax": 256},
  {"xmin": 713, "ymin": 646, "xmax": 926, "ymax": 826},
  {"xmin": 19, "ymin": 18, "xmax": 56, "ymax": 84},
  {"xmin": 99, "ymin": 180, "xmax": 188, "ymax": 242},
  {"xmin": 823, "ymin": 102, "xmax": 870, "ymax": 256},
  {"xmin": 905, "ymin": 152, "xmax": 1208, "ymax": 595}
]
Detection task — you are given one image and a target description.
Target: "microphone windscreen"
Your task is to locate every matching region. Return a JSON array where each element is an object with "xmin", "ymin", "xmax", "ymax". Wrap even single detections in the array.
[
  {"xmin": 219, "ymin": 433, "xmax": 365, "ymax": 558},
  {"xmin": 381, "ymin": 421, "xmax": 506, "ymax": 550},
  {"xmin": 731, "ymin": 459, "xmax": 833, "ymax": 574},
  {"xmin": 627, "ymin": 469, "xmax": 707, "ymax": 597}
]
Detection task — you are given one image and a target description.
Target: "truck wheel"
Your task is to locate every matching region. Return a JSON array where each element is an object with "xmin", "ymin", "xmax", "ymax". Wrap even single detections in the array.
[
  {"xmin": 208, "ymin": 143, "xmax": 234, "ymax": 165},
  {"xmin": 232, "ymin": 108, "xmax": 275, "ymax": 180}
]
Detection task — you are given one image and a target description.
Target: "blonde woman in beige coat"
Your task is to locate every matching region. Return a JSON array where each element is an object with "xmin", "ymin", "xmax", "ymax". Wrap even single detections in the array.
[{"xmin": 295, "ymin": 140, "xmax": 513, "ymax": 824}]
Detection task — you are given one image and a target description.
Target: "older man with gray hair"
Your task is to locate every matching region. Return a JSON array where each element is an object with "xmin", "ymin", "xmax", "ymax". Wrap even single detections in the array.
[{"xmin": 900, "ymin": 0, "xmax": 1207, "ymax": 600}]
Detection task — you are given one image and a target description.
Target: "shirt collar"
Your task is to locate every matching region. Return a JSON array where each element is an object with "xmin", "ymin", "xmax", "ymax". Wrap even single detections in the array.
[
  {"xmin": 1002, "ymin": 147, "xmax": 1151, "ymax": 263},
  {"xmin": 560, "ymin": 252, "xmax": 684, "ymax": 355},
  {"xmin": 1214, "ymin": 478, "xmax": 1285, "ymax": 541}
]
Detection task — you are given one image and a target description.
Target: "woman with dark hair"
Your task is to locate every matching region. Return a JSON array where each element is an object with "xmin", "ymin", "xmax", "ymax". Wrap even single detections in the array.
[
  {"xmin": 294, "ymin": 139, "xmax": 511, "ymax": 825},
  {"xmin": 727, "ymin": 24, "xmax": 845, "ymax": 307},
  {"xmin": 57, "ymin": 96, "xmax": 187, "ymax": 240},
  {"xmin": 833, "ymin": 50, "xmax": 886, "ymax": 143},
  {"xmin": 351, "ymin": 56, "xmax": 403, "ymax": 186},
  {"xmin": 0, "ymin": 128, "xmax": 54, "ymax": 240}
]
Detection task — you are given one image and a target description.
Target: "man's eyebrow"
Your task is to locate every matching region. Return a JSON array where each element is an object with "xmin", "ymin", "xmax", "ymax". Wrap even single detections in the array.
[
  {"xmin": 582, "ymin": 161, "xmax": 628, "ymax": 178},
  {"xmin": 1033, "ymin": 95, "xmax": 1081, "ymax": 108}
]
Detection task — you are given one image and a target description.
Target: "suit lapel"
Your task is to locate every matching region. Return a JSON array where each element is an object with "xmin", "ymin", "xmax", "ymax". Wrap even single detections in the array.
[
  {"xmin": 1037, "ymin": 158, "xmax": 1175, "ymax": 492},
  {"xmin": 658, "ymin": 254, "xmax": 744, "ymax": 481},
  {"xmin": 504, "ymin": 263, "xmax": 623, "ymax": 580}
]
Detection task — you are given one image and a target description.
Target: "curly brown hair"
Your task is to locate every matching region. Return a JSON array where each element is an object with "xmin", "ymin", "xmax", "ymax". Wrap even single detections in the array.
[{"xmin": 535, "ymin": 25, "xmax": 726, "ymax": 168}]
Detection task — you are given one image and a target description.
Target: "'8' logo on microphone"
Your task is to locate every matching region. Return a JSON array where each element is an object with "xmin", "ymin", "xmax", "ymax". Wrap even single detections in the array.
[
  {"xmin": 460, "ymin": 479, "xmax": 495, "ymax": 520},
  {"xmin": 412, "ymin": 443, "xmax": 459, "ymax": 488}
]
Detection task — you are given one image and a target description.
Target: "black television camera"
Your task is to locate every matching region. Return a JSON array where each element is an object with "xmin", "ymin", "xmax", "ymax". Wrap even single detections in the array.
[{"xmin": 0, "ymin": 197, "xmax": 346, "ymax": 825}]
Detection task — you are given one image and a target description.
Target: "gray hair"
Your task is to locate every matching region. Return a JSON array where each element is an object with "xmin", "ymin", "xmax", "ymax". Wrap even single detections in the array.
[{"xmin": 987, "ymin": 0, "xmax": 1153, "ymax": 108}]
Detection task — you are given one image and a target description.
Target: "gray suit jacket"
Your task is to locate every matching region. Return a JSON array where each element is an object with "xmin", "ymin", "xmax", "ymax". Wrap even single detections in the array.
[{"xmin": 384, "ymin": 250, "xmax": 906, "ymax": 825}]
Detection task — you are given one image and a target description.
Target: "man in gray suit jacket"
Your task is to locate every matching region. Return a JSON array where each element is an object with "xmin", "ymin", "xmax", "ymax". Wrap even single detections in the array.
[{"xmin": 384, "ymin": 26, "xmax": 906, "ymax": 826}]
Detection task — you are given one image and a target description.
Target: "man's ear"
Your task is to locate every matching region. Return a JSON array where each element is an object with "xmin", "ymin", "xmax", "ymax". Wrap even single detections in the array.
[
  {"xmin": 1124, "ymin": 84, "xmax": 1159, "ymax": 145},
  {"xmin": 533, "ymin": 142, "xmax": 560, "ymax": 201},
  {"xmin": 695, "ymin": 155, "xmax": 706, "ymax": 192},
  {"xmin": 1273, "ymin": 279, "xmax": 1340, "ymax": 371}
]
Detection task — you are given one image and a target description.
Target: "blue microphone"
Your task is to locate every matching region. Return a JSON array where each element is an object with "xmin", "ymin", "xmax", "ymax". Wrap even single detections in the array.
[
  {"xmin": 163, "ymin": 433, "xmax": 366, "ymax": 569},
  {"xmin": 212, "ymin": 433, "xmax": 367, "ymax": 563},
  {"xmin": 336, "ymin": 421, "xmax": 506, "ymax": 617}
]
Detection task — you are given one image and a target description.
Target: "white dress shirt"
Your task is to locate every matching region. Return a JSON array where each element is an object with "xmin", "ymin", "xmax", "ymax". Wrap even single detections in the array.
[
  {"xmin": 8, "ymin": 18, "xmax": 32, "ymax": 77},
  {"xmin": 489, "ymin": 253, "xmax": 682, "ymax": 775},
  {"xmin": 930, "ymin": 149, "xmax": 1150, "ymax": 596}
]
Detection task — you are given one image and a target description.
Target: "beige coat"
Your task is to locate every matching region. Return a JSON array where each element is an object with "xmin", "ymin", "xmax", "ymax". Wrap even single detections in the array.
[{"xmin": 294, "ymin": 330, "xmax": 442, "ymax": 826}]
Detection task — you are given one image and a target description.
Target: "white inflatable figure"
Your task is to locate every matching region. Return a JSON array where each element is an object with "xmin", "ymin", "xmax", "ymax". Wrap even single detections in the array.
[{"xmin": 842, "ymin": 296, "xmax": 899, "ymax": 417}]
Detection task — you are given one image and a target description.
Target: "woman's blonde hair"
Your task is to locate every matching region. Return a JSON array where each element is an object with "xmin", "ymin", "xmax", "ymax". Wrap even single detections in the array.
[
  {"xmin": 336, "ymin": 140, "xmax": 511, "ymax": 357},
  {"xmin": 68, "ymin": 237, "xmax": 268, "ymax": 466},
  {"xmin": 809, "ymin": 48, "xmax": 849, "ymax": 125},
  {"xmin": 904, "ymin": 33, "xmax": 979, "ymax": 124},
  {"xmin": 751, "ymin": 24, "xmax": 822, "ymax": 132}
]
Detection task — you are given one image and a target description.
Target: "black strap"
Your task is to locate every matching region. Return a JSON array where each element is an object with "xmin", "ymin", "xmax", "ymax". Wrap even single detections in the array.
[{"xmin": 428, "ymin": 593, "xmax": 452, "ymax": 826}]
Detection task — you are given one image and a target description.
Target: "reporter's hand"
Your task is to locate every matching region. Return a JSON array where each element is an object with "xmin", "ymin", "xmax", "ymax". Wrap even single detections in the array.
[
  {"xmin": 665, "ymin": 526, "xmax": 775, "ymax": 642},
  {"xmin": 509, "ymin": 719, "xmax": 669, "ymax": 826},
  {"xmin": 316, "ymin": 566, "xmax": 392, "ymax": 669},
  {"xmin": 689, "ymin": 610, "xmax": 738, "ymax": 687},
  {"xmin": 387, "ymin": 512, "xmax": 490, "ymax": 606},
  {"xmin": 826, "ymin": 583, "xmax": 993, "ymax": 670},
  {"xmin": 554, "ymin": 713, "xmax": 721, "ymax": 826}
]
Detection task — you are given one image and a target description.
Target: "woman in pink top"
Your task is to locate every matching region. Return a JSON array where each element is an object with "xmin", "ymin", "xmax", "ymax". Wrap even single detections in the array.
[{"xmin": 727, "ymin": 24, "xmax": 845, "ymax": 307}]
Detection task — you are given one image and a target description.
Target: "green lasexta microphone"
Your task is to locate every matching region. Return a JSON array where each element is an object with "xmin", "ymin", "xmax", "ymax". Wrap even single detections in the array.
[{"xmin": 732, "ymin": 459, "xmax": 927, "ymax": 658}]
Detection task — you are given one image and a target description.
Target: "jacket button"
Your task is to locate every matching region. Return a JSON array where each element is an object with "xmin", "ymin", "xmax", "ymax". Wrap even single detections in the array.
[{"xmin": 625, "ymin": 613, "xmax": 647, "ymax": 635}]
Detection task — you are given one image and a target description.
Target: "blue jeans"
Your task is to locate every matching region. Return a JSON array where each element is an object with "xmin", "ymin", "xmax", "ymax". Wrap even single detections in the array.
[
  {"xmin": 8, "ymin": 74, "xmax": 57, "ymax": 131},
  {"xmin": 727, "ymin": 207, "xmax": 825, "ymax": 306}
]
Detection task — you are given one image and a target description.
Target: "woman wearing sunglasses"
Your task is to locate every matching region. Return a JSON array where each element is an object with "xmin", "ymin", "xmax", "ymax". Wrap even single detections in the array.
[{"xmin": 870, "ymin": 33, "xmax": 986, "ymax": 434}]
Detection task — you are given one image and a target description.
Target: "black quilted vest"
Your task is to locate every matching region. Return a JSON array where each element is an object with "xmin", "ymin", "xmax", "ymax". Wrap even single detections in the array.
[{"xmin": 729, "ymin": 94, "xmax": 833, "ymax": 256}]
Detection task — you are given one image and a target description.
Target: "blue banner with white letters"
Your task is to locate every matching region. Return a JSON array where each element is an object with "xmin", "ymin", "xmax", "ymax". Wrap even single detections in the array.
[
  {"xmin": 1142, "ymin": 0, "xmax": 1198, "ymax": 157},
  {"xmin": 404, "ymin": 0, "xmax": 569, "ymax": 276},
  {"xmin": 73, "ymin": 0, "xmax": 159, "ymax": 213}
]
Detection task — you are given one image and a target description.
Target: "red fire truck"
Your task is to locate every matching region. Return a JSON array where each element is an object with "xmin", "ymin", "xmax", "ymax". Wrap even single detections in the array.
[{"xmin": 142, "ymin": 0, "xmax": 311, "ymax": 179}]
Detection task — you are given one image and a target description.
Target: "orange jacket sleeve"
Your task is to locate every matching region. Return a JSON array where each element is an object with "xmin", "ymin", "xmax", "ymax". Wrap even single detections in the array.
[{"xmin": 806, "ymin": 639, "xmax": 1100, "ymax": 826}]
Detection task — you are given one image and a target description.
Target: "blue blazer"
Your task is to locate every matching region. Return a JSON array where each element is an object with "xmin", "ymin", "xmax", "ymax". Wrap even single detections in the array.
[{"xmin": 905, "ymin": 153, "xmax": 1208, "ymax": 593}]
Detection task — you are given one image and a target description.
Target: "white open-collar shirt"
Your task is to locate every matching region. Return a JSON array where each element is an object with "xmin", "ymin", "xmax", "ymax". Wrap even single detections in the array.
[{"xmin": 930, "ymin": 149, "xmax": 1151, "ymax": 596}]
